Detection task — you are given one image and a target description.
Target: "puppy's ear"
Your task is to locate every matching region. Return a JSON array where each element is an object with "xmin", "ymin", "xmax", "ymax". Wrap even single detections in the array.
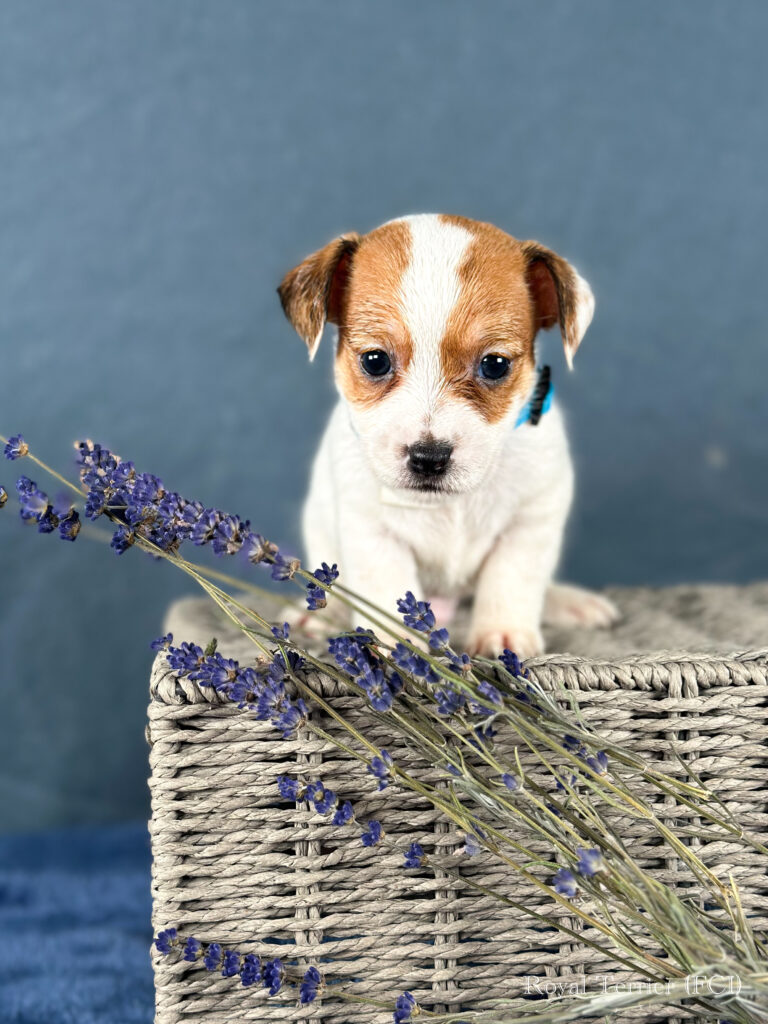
[
  {"xmin": 521, "ymin": 241, "xmax": 595, "ymax": 369},
  {"xmin": 277, "ymin": 234, "xmax": 361, "ymax": 360}
]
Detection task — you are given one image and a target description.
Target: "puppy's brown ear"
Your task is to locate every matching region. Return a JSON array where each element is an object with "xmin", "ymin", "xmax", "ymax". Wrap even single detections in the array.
[
  {"xmin": 521, "ymin": 242, "xmax": 595, "ymax": 369},
  {"xmin": 277, "ymin": 234, "xmax": 361, "ymax": 360}
]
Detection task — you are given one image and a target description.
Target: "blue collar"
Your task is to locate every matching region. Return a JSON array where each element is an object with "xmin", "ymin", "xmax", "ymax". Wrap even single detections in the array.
[{"xmin": 515, "ymin": 365, "xmax": 553, "ymax": 428}]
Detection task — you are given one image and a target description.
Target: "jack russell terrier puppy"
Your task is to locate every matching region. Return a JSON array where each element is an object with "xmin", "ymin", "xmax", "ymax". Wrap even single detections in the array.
[{"xmin": 278, "ymin": 214, "xmax": 618, "ymax": 658}]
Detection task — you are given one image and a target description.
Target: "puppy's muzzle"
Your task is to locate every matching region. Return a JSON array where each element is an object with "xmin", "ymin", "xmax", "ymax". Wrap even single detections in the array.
[{"xmin": 407, "ymin": 441, "xmax": 454, "ymax": 478}]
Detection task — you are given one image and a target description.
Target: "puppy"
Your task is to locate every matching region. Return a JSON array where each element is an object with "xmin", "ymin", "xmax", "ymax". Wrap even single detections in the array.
[{"xmin": 278, "ymin": 214, "xmax": 617, "ymax": 658}]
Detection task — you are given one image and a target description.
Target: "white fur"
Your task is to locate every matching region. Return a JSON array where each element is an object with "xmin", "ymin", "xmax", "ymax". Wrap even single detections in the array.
[
  {"xmin": 300, "ymin": 215, "xmax": 617, "ymax": 658},
  {"xmin": 566, "ymin": 271, "xmax": 595, "ymax": 368}
]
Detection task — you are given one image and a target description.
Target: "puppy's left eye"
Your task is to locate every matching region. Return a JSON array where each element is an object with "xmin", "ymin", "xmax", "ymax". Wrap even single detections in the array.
[
  {"xmin": 360, "ymin": 350, "xmax": 392, "ymax": 377},
  {"xmin": 479, "ymin": 354, "xmax": 512, "ymax": 381}
]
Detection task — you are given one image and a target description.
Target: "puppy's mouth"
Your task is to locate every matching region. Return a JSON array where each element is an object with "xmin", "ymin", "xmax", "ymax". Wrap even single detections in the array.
[
  {"xmin": 405, "ymin": 477, "xmax": 453, "ymax": 494},
  {"xmin": 397, "ymin": 464, "xmax": 466, "ymax": 496}
]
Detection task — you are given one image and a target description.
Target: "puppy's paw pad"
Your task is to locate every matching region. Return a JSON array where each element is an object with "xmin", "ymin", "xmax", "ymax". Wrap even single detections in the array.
[
  {"xmin": 427, "ymin": 595, "xmax": 458, "ymax": 627},
  {"xmin": 544, "ymin": 585, "xmax": 620, "ymax": 630},
  {"xmin": 467, "ymin": 626, "xmax": 544, "ymax": 661}
]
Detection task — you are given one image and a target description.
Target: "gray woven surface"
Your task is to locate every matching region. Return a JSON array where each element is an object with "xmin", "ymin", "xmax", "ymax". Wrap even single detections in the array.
[
  {"xmin": 161, "ymin": 581, "xmax": 768, "ymax": 664},
  {"xmin": 148, "ymin": 584, "xmax": 768, "ymax": 1024}
]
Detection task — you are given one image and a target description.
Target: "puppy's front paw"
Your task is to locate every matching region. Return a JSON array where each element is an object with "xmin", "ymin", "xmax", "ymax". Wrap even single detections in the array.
[
  {"xmin": 543, "ymin": 583, "xmax": 620, "ymax": 630},
  {"xmin": 467, "ymin": 625, "xmax": 544, "ymax": 661}
]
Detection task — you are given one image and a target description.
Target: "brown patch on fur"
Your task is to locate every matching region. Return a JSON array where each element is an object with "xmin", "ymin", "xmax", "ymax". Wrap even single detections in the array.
[
  {"xmin": 279, "ymin": 215, "xmax": 591, "ymax": 415},
  {"xmin": 278, "ymin": 234, "xmax": 360, "ymax": 357},
  {"xmin": 439, "ymin": 216, "xmax": 537, "ymax": 424},
  {"xmin": 334, "ymin": 220, "xmax": 414, "ymax": 408},
  {"xmin": 439, "ymin": 216, "xmax": 592, "ymax": 420}
]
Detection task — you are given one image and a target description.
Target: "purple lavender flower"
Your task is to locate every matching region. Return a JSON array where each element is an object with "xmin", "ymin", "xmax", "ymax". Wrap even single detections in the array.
[
  {"xmin": 190, "ymin": 509, "xmax": 220, "ymax": 546},
  {"xmin": 270, "ymin": 553, "xmax": 301, "ymax": 581},
  {"xmin": 312, "ymin": 562, "xmax": 339, "ymax": 586},
  {"xmin": 277, "ymin": 775, "xmax": 306, "ymax": 801},
  {"xmin": 360, "ymin": 663, "xmax": 402, "ymax": 711},
  {"xmin": 58, "ymin": 508, "xmax": 81, "ymax": 541},
  {"xmin": 166, "ymin": 641, "xmax": 204, "ymax": 674},
  {"xmin": 4, "ymin": 434, "xmax": 28, "ymax": 460},
  {"xmin": 0, "ymin": 486, "xmax": 7, "ymax": 508},
  {"xmin": 361, "ymin": 820, "xmax": 383, "ymax": 847},
  {"xmin": 434, "ymin": 685, "xmax": 465, "ymax": 717},
  {"xmin": 221, "ymin": 950, "xmax": 241, "ymax": 977},
  {"xmin": 576, "ymin": 847, "xmax": 603, "ymax": 877},
  {"xmin": 262, "ymin": 957, "xmax": 284, "ymax": 996},
  {"xmin": 563, "ymin": 735, "xmax": 609, "ymax": 775},
  {"xmin": 500, "ymin": 648, "xmax": 529, "ymax": 677},
  {"xmin": 271, "ymin": 622, "xmax": 290, "ymax": 640},
  {"xmin": 71, "ymin": 440, "xmax": 294, "ymax": 569},
  {"xmin": 37, "ymin": 505, "xmax": 58, "ymax": 534},
  {"xmin": 552, "ymin": 868, "xmax": 578, "ymax": 898},
  {"xmin": 299, "ymin": 966, "xmax": 323, "ymax": 1004},
  {"xmin": 329, "ymin": 633, "xmax": 402, "ymax": 711},
  {"xmin": 212, "ymin": 515, "xmax": 249, "ymax": 557},
  {"xmin": 16, "ymin": 477, "xmax": 49, "ymax": 522},
  {"xmin": 368, "ymin": 750, "xmax": 394, "ymax": 790},
  {"xmin": 393, "ymin": 991, "xmax": 417, "ymax": 1024},
  {"xmin": 513, "ymin": 684, "xmax": 540, "ymax": 707},
  {"xmin": 272, "ymin": 697, "xmax": 308, "ymax": 738},
  {"xmin": 110, "ymin": 525, "xmax": 134, "ymax": 554},
  {"xmin": 305, "ymin": 582, "xmax": 327, "ymax": 611},
  {"xmin": 397, "ymin": 591, "xmax": 435, "ymax": 633},
  {"xmin": 311, "ymin": 783, "xmax": 338, "ymax": 815},
  {"xmin": 583, "ymin": 750, "xmax": 609, "ymax": 775},
  {"xmin": 163, "ymin": 641, "xmax": 307, "ymax": 739},
  {"xmin": 154, "ymin": 928, "xmax": 178, "ymax": 954},
  {"xmin": 403, "ymin": 842, "xmax": 425, "ymax": 868},
  {"xmin": 194, "ymin": 653, "xmax": 240, "ymax": 693},
  {"xmin": 472, "ymin": 722, "xmax": 498, "ymax": 747},
  {"xmin": 332, "ymin": 800, "xmax": 354, "ymax": 826},
  {"xmin": 391, "ymin": 643, "xmax": 439, "ymax": 683},
  {"xmin": 203, "ymin": 942, "xmax": 223, "ymax": 971},
  {"xmin": 84, "ymin": 484, "xmax": 107, "ymax": 520},
  {"xmin": 243, "ymin": 532, "xmax": 278, "ymax": 564},
  {"xmin": 328, "ymin": 632, "xmax": 375, "ymax": 675},
  {"xmin": 461, "ymin": 832, "xmax": 483, "ymax": 857},
  {"xmin": 501, "ymin": 773, "xmax": 519, "ymax": 792},
  {"xmin": 150, "ymin": 633, "xmax": 173, "ymax": 651},
  {"xmin": 428, "ymin": 627, "xmax": 450, "ymax": 649},
  {"xmin": 74, "ymin": 440, "xmax": 118, "ymax": 485},
  {"xmin": 477, "ymin": 680, "xmax": 503, "ymax": 705},
  {"xmin": 240, "ymin": 953, "xmax": 261, "ymax": 987},
  {"xmin": 182, "ymin": 937, "xmax": 201, "ymax": 961}
]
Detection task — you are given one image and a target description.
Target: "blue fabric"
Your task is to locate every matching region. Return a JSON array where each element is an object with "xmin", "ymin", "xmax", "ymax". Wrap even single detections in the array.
[{"xmin": 0, "ymin": 823, "xmax": 153, "ymax": 1023}]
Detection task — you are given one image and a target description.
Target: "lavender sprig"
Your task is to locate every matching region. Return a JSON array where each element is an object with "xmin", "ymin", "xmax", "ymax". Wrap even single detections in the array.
[
  {"xmin": 154, "ymin": 930, "xmax": 297, "ymax": 999},
  {"xmin": 3, "ymin": 433, "xmax": 29, "ymax": 460},
  {"xmin": 157, "ymin": 634, "xmax": 308, "ymax": 739},
  {"xmin": 6, "ymin": 433, "xmax": 767, "ymax": 1024}
]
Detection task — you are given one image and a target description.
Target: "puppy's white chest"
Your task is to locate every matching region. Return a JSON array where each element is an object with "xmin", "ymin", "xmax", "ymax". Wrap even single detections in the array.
[{"xmin": 382, "ymin": 491, "xmax": 511, "ymax": 595}]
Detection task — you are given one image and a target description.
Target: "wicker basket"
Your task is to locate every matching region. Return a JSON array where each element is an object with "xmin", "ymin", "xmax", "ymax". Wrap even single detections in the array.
[{"xmin": 148, "ymin": 585, "xmax": 768, "ymax": 1024}]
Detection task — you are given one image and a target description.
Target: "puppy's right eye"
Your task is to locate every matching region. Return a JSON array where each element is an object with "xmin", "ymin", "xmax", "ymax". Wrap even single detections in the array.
[{"xmin": 360, "ymin": 350, "xmax": 391, "ymax": 377}]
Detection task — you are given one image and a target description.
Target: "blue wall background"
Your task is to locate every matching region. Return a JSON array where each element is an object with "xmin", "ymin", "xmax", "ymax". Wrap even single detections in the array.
[{"xmin": 1, "ymin": 1, "xmax": 766, "ymax": 832}]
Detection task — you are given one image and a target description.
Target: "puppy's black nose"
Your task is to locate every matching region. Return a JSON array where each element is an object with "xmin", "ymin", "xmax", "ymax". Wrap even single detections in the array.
[{"xmin": 407, "ymin": 441, "xmax": 454, "ymax": 477}]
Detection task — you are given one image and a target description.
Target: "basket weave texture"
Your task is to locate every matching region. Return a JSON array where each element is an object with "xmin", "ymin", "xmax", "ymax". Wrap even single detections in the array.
[{"xmin": 148, "ymin": 584, "xmax": 768, "ymax": 1024}]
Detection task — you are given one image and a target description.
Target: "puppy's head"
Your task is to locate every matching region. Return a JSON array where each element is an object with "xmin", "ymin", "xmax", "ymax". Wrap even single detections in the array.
[{"xmin": 278, "ymin": 215, "xmax": 594, "ymax": 494}]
